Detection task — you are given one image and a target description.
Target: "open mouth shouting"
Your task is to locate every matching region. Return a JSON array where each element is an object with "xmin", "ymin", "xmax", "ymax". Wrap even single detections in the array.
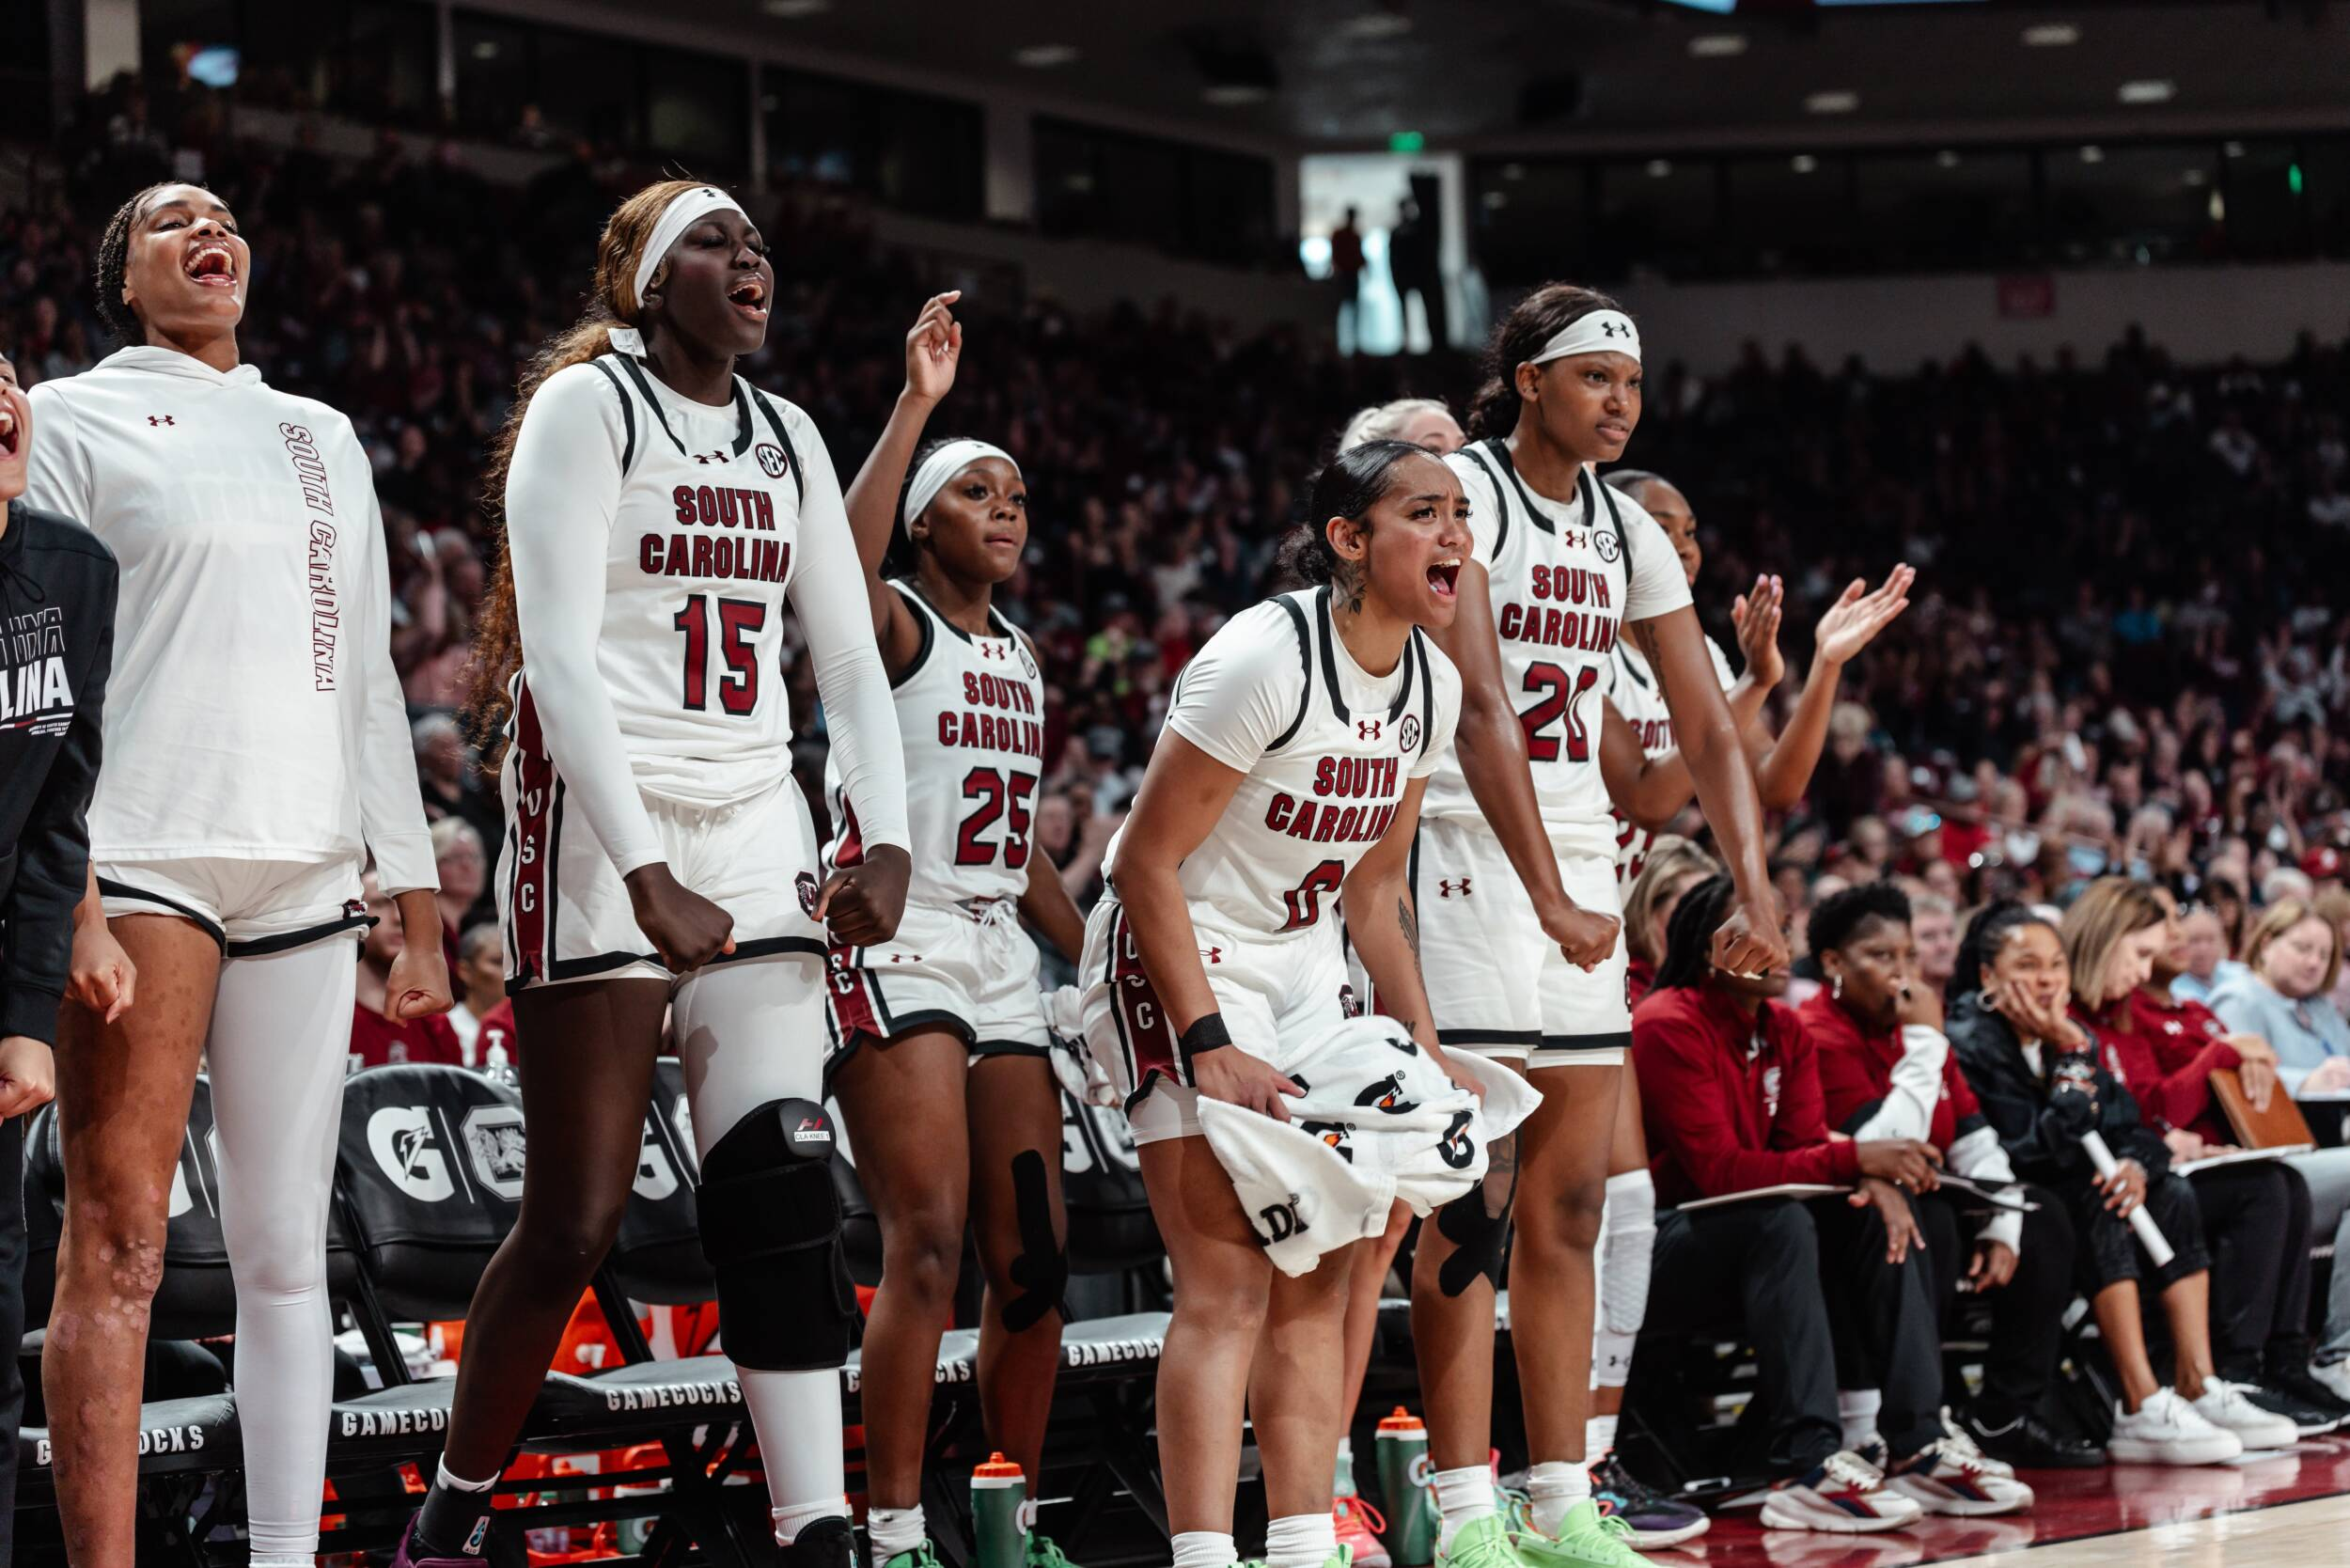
[
  {"xmin": 1427, "ymin": 556, "xmax": 1463, "ymax": 601},
  {"xmin": 0, "ymin": 402, "xmax": 21, "ymax": 464},
  {"xmin": 728, "ymin": 274, "xmax": 769, "ymax": 321},
  {"xmin": 184, "ymin": 241, "xmax": 239, "ymax": 289}
]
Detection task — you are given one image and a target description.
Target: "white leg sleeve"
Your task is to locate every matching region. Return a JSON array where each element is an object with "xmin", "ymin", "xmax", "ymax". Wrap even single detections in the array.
[
  {"xmin": 207, "ymin": 939, "xmax": 357, "ymax": 1565},
  {"xmin": 1598, "ymin": 1168, "xmax": 1656, "ymax": 1335},
  {"xmin": 672, "ymin": 954, "xmax": 849, "ymax": 1520}
]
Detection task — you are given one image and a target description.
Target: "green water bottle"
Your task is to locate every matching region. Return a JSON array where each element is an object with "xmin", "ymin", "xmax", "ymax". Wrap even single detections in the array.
[
  {"xmin": 1374, "ymin": 1407, "xmax": 1437, "ymax": 1567},
  {"xmin": 972, "ymin": 1452, "xmax": 1027, "ymax": 1568}
]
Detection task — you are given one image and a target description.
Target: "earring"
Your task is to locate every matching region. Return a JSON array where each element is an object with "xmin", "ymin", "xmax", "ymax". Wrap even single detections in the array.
[{"xmin": 1832, "ymin": 973, "xmax": 1843, "ymax": 1000}]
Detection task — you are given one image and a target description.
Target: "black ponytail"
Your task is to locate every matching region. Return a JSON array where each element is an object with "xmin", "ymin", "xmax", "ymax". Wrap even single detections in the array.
[
  {"xmin": 1277, "ymin": 438, "xmax": 1435, "ymax": 592},
  {"xmin": 1654, "ymin": 873, "xmax": 1736, "ymax": 992},
  {"xmin": 1465, "ymin": 282, "xmax": 1630, "ymax": 440}
]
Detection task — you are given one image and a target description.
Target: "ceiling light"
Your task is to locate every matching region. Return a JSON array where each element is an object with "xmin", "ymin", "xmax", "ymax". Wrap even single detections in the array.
[
  {"xmin": 2022, "ymin": 23, "xmax": 2078, "ymax": 47},
  {"xmin": 1806, "ymin": 90, "xmax": 1858, "ymax": 115},
  {"xmin": 1202, "ymin": 84, "xmax": 1271, "ymax": 105},
  {"xmin": 2182, "ymin": 167, "xmax": 2207, "ymax": 187},
  {"xmin": 471, "ymin": 39, "xmax": 499, "ymax": 58},
  {"xmin": 2118, "ymin": 79, "xmax": 2174, "ymax": 105},
  {"xmin": 2209, "ymin": 191, "xmax": 2225, "ymax": 222},
  {"xmin": 761, "ymin": 0, "xmax": 831, "ymax": 15},
  {"xmin": 1936, "ymin": 149, "xmax": 1961, "ymax": 169},
  {"xmin": 1646, "ymin": 159, "xmax": 1673, "ymax": 179},
  {"xmin": 2079, "ymin": 145, "xmax": 2105, "ymax": 165},
  {"xmin": 1502, "ymin": 163, "xmax": 1526, "ymax": 180},
  {"xmin": 1013, "ymin": 43, "xmax": 1078, "ymax": 68},
  {"xmin": 1687, "ymin": 33, "xmax": 1747, "ymax": 58},
  {"xmin": 1791, "ymin": 154, "xmax": 1818, "ymax": 174},
  {"xmin": 2225, "ymin": 140, "xmax": 2247, "ymax": 158},
  {"xmin": 1483, "ymin": 190, "xmax": 1509, "ymax": 209},
  {"xmin": 1337, "ymin": 12, "xmax": 1414, "ymax": 40}
]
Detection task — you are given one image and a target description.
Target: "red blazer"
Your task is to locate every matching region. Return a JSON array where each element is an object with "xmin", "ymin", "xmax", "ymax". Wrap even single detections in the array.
[
  {"xmin": 1633, "ymin": 983, "xmax": 1862, "ymax": 1206},
  {"xmin": 1799, "ymin": 990, "xmax": 1984, "ymax": 1150},
  {"xmin": 2084, "ymin": 989, "xmax": 2243, "ymax": 1143},
  {"xmin": 349, "ymin": 1005, "xmax": 465, "ymax": 1070},
  {"xmin": 1626, "ymin": 954, "xmax": 1658, "ymax": 1011}
]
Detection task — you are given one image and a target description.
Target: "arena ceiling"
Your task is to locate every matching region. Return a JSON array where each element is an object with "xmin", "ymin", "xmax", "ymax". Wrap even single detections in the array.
[{"xmin": 718, "ymin": 0, "xmax": 2350, "ymax": 150}]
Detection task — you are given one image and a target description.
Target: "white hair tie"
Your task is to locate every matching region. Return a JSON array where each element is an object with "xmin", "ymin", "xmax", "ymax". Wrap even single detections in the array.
[
  {"xmin": 902, "ymin": 440, "xmax": 1019, "ymax": 536},
  {"xmin": 605, "ymin": 185, "xmax": 748, "ymax": 358},
  {"xmin": 1528, "ymin": 308, "xmax": 1641, "ymax": 368}
]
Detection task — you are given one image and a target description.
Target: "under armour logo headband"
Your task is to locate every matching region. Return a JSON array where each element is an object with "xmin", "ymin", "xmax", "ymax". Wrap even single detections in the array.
[
  {"xmin": 607, "ymin": 185, "xmax": 750, "ymax": 358},
  {"xmin": 1527, "ymin": 308, "xmax": 1641, "ymax": 368},
  {"xmin": 902, "ymin": 439, "xmax": 1022, "ymax": 536}
]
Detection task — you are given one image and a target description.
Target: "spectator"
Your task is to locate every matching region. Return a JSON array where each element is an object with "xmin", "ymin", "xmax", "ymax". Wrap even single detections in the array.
[
  {"xmin": 2210, "ymin": 900, "xmax": 2350, "ymax": 1098},
  {"xmin": 2170, "ymin": 899, "xmax": 2246, "ymax": 1005},
  {"xmin": 1328, "ymin": 206, "xmax": 1365, "ymax": 353},
  {"xmin": 431, "ymin": 816, "xmax": 489, "ymax": 954},
  {"xmin": 449, "ymin": 922, "xmax": 504, "ymax": 1064},
  {"xmin": 1909, "ymin": 892, "xmax": 1960, "ymax": 997},
  {"xmin": 350, "ymin": 873, "xmax": 464, "ymax": 1069},
  {"xmin": 2062, "ymin": 879, "xmax": 2345, "ymax": 1432},
  {"xmin": 1620, "ymin": 836, "xmax": 1717, "ymax": 1008},
  {"xmin": 1945, "ymin": 903, "xmax": 2291, "ymax": 1460},
  {"xmin": 1803, "ymin": 884, "xmax": 2092, "ymax": 1469},
  {"xmin": 1634, "ymin": 876, "xmax": 1968, "ymax": 1532},
  {"xmin": 413, "ymin": 712, "xmax": 501, "ymax": 869}
]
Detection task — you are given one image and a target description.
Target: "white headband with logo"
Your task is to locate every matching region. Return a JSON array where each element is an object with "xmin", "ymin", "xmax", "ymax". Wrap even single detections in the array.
[
  {"xmin": 902, "ymin": 440, "xmax": 1020, "ymax": 536},
  {"xmin": 1528, "ymin": 308, "xmax": 1641, "ymax": 368},
  {"xmin": 606, "ymin": 185, "xmax": 748, "ymax": 358}
]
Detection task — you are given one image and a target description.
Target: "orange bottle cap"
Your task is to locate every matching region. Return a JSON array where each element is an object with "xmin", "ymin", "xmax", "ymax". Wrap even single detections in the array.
[
  {"xmin": 1377, "ymin": 1407, "xmax": 1425, "ymax": 1432},
  {"xmin": 975, "ymin": 1452, "xmax": 1026, "ymax": 1479}
]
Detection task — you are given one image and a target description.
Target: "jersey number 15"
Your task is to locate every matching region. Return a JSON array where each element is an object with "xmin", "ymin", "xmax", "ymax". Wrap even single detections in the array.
[{"xmin": 675, "ymin": 594, "xmax": 766, "ymax": 715}]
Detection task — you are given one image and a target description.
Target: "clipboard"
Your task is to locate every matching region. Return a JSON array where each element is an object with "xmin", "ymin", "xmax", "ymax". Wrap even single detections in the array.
[{"xmin": 2211, "ymin": 1068, "xmax": 2321, "ymax": 1150}]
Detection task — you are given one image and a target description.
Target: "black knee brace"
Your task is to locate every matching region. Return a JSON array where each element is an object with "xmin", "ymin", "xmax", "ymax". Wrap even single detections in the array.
[
  {"xmin": 1434, "ymin": 1168, "xmax": 1515, "ymax": 1298},
  {"xmin": 1001, "ymin": 1150, "xmax": 1069, "ymax": 1334},
  {"xmin": 697, "ymin": 1098, "xmax": 856, "ymax": 1372}
]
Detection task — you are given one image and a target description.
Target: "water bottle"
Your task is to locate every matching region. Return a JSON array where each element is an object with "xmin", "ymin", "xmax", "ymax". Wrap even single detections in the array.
[
  {"xmin": 971, "ymin": 1452, "xmax": 1026, "ymax": 1568},
  {"xmin": 1375, "ymin": 1407, "xmax": 1437, "ymax": 1566},
  {"xmin": 483, "ymin": 1040, "xmax": 518, "ymax": 1089}
]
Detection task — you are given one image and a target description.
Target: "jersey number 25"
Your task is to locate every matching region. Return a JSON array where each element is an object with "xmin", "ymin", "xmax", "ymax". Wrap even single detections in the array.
[{"xmin": 956, "ymin": 767, "xmax": 1039, "ymax": 870}]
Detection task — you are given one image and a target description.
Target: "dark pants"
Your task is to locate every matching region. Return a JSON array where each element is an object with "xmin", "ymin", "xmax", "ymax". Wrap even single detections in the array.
[
  {"xmin": 0, "ymin": 1113, "xmax": 24, "ymax": 1558},
  {"xmin": 1915, "ymin": 1186, "xmax": 2074, "ymax": 1423},
  {"xmin": 2192, "ymin": 1161, "xmax": 2314, "ymax": 1382},
  {"xmin": 2066, "ymin": 1168, "xmax": 2207, "ymax": 1293},
  {"xmin": 1651, "ymin": 1196, "xmax": 1941, "ymax": 1472}
]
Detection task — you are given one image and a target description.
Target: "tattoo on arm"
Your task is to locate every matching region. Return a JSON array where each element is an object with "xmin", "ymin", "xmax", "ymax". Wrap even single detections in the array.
[{"xmin": 1399, "ymin": 896, "xmax": 1420, "ymax": 957}]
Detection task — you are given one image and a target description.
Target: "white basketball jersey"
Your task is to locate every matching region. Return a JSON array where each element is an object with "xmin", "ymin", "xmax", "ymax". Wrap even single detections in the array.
[
  {"xmin": 1420, "ymin": 439, "xmax": 1691, "ymax": 858},
  {"xmin": 507, "ymin": 353, "xmax": 811, "ymax": 810},
  {"xmin": 823, "ymin": 581, "xmax": 1044, "ymax": 903},
  {"xmin": 1609, "ymin": 633, "xmax": 1736, "ymax": 886},
  {"xmin": 1111, "ymin": 588, "xmax": 1461, "ymax": 943}
]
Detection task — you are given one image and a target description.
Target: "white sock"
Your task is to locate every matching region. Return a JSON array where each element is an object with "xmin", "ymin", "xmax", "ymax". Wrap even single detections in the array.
[
  {"xmin": 1434, "ymin": 1466, "xmax": 1495, "ymax": 1550},
  {"xmin": 1172, "ymin": 1529, "xmax": 1237, "ymax": 1568},
  {"xmin": 773, "ymin": 1498, "xmax": 851, "ymax": 1547},
  {"xmin": 1020, "ymin": 1498, "xmax": 1041, "ymax": 1532},
  {"xmin": 1265, "ymin": 1512, "xmax": 1339, "ymax": 1568},
  {"xmin": 1526, "ymin": 1460, "xmax": 1590, "ymax": 1536},
  {"xmin": 1838, "ymin": 1388, "xmax": 1884, "ymax": 1451},
  {"xmin": 869, "ymin": 1505, "xmax": 926, "ymax": 1565},
  {"xmin": 438, "ymin": 1456, "xmax": 495, "ymax": 1493},
  {"xmin": 1335, "ymin": 1434, "xmax": 1357, "ymax": 1498},
  {"xmin": 1584, "ymin": 1413, "xmax": 1620, "ymax": 1464}
]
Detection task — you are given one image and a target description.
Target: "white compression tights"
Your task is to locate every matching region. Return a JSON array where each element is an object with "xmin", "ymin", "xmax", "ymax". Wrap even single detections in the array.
[
  {"xmin": 206, "ymin": 938, "xmax": 359, "ymax": 1566},
  {"xmin": 671, "ymin": 954, "xmax": 848, "ymax": 1524}
]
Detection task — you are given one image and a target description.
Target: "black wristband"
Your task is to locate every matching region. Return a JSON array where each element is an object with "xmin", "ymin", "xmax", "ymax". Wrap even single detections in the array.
[{"xmin": 1177, "ymin": 1011, "xmax": 1232, "ymax": 1079}]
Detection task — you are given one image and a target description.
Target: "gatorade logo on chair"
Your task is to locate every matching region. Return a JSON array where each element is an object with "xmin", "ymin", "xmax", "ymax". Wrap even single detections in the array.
[
  {"xmin": 368, "ymin": 1106, "xmax": 453, "ymax": 1201},
  {"xmin": 634, "ymin": 1116, "xmax": 681, "ymax": 1200},
  {"xmin": 462, "ymin": 1105, "xmax": 527, "ymax": 1200}
]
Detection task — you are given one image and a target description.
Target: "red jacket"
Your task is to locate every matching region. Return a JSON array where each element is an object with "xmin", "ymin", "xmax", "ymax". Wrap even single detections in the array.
[
  {"xmin": 349, "ymin": 1004, "xmax": 465, "ymax": 1070},
  {"xmin": 1633, "ymin": 983, "xmax": 1862, "ymax": 1206},
  {"xmin": 2084, "ymin": 989, "xmax": 2242, "ymax": 1143},
  {"xmin": 1626, "ymin": 954, "xmax": 1657, "ymax": 1011},
  {"xmin": 1800, "ymin": 990, "xmax": 1984, "ymax": 1150}
]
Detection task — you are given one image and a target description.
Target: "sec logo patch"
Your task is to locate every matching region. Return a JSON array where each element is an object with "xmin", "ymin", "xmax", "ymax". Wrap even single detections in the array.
[
  {"xmin": 756, "ymin": 443, "xmax": 790, "ymax": 479},
  {"xmin": 1592, "ymin": 526, "xmax": 1622, "ymax": 564},
  {"xmin": 1399, "ymin": 713, "xmax": 1421, "ymax": 753}
]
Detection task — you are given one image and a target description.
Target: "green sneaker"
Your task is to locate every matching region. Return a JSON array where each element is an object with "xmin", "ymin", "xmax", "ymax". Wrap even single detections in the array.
[
  {"xmin": 879, "ymin": 1543, "xmax": 945, "ymax": 1568},
  {"xmin": 1436, "ymin": 1513, "xmax": 1524, "ymax": 1568},
  {"xmin": 1024, "ymin": 1535, "xmax": 1081, "ymax": 1568},
  {"xmin": 1512, "ymin": 1501, "xmax": 1651, "ymax": 1568}
]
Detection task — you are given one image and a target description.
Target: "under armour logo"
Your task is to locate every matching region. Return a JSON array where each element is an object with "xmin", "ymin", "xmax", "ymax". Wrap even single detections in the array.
[
  {"xmin": 1357, "ymin": 719, "xmax": 1383, "ymax": 741},
  {"xmin": 1438, "ymin": 878, "xmax": 1472, "ymax": 898},
  {"xmin": 1200, "ymin": 947, "xmax": 1223, "ymax": 964},
  {"xmin": 981, "ymin": 642, "xmax": 1008, "ymax": 661},
  {"xmin": 691, "ymin": 449, "xmax": 727, "ymax": 464},
  {"xmin": 1600, "ymin": 321, "xmax": 1630, "ymax": 338},
  {"xmin": 147, "ymin": 415, "xmax": 175, "ymax": 427}
]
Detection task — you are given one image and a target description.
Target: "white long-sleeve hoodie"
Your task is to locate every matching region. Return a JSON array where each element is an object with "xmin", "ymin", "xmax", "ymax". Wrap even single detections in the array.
[{"xmin": 25, "ymin": 347, "xmax": 435, "ymax": 893}]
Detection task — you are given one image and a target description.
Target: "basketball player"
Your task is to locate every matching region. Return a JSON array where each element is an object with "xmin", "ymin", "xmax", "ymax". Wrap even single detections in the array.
[
  {"xmin": 1340, "ymin": 397, "xmax": 1465, "ymax": 457},
  {"xmin": 1080, "ymin": 440, "xmax": 1471, "ymax": 1568},
  {"xmin": 25, "ymin": 182, "xmax": 453, "ymax": 1568},
  {"xmin": 398, "ymin": 181, "xmax": 910, "ymax": 1568},
  {"xmin": 1585, "ymin": 468, "xmax": 1910, "ymax": 1544},
  {"xmin": 1409, "ymin": 286, "xmax": 1786, "ymax": 1568},
  {"xmin": 824, "ymin": 294, "xmax": 1090, "ymax": 1568}
]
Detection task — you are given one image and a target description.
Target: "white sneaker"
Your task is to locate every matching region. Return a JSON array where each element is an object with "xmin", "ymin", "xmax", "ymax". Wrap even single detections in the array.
[
  {"xmin": 2192, "ymin": 1380, "xmax": 2300, "ymax": 1451},
  {"xmin": 2107, "ymin": 1388, "xmax": 2245, "ymax": 1466},
  {"xmin": 1757, "ymin": 1450, "xmax": 1924, "ymax": 1534},
  {"xmin": 2311, "ymin": 1358, "xmax": 2350, "ymax": 1407},
  {"xmin": 1886, "ymin": 1433, "xmax": 2036, "ymax": 1516}
]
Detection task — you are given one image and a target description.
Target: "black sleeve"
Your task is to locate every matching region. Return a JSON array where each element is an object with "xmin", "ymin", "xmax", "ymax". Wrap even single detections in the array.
[
  {"xmin": 0, "ymin": 559, "xmax": 114, "ymax": 1045},
  {"xmin": 2105, "ymin": 1074, "xmax": 2172, "ymax": 1176},
  {"xmin": 1951, "ymin": 1026, "xmax": 2095, "ymax": 1182}
]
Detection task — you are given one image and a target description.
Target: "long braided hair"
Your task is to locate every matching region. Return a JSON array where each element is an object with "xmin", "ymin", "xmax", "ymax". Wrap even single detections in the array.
[
  {"xmin": 462, "ymin": 178, "xmax": 711, "ymax": 747},
  {"xmin": 1464, "ymin": 281, "xmax": 1630, "ymax": 441}
]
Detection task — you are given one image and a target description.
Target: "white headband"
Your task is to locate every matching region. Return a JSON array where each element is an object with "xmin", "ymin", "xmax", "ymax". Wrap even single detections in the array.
[
  {"xmin": 1527, "ymin": 308, "xmax": 1641, "ymax": 368},
  {"xmin": 902, "ymin": 440, "xmax": 1020, "ymax": 535},
  {"xmin": 606, "ymin": 186, "xmax": 749, "ymax": 358}
]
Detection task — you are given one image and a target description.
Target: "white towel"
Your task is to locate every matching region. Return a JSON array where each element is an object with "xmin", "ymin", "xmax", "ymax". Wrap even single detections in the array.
[{"xmin": 1197, "ymin": 1018, "xmax": 1542, "ymax": 1276}]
